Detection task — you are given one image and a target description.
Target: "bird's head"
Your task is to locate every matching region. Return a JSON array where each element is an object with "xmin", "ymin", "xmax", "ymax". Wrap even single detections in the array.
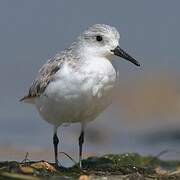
[{"xmin": 78, "ymin": 24, "xmax": 140, "ymax": 66}]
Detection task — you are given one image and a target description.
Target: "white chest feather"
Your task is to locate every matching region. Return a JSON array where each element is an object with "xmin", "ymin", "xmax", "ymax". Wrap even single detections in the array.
[
  {"xmin": 52, "ymin": 57, "xmax": 116, "ymax": 98},
  {"xmin": 80, "ymin": 57, "xmax": 117, "ymax": 97},
  {"xmin": 35, "ymin": 58, "xmax": 117, "ymax": 125}
]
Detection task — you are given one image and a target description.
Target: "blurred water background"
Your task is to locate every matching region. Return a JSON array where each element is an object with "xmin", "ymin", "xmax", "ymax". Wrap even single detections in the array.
[{"xmin": 1, "ymin": 0, "xmax": 180, "ymax": 166}]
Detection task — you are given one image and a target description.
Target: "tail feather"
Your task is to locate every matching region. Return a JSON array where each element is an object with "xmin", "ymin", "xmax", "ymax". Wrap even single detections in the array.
[{"xmin": 20, "ymin": 95, "xmax": 35, "ymax": 104}]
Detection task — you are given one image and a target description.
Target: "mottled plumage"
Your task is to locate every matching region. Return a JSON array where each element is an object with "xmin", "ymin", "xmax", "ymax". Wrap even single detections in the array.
[
  {"xmin": 20, "ymin": 24, "xmax": 140, "ymax": 168},
  {"xmin": 20, "ymin": 42, "xmax": 80, "ymax": 101},
  {"xmin": 21, "ymin": 24, "xmax": 122, "ymax": 101}
]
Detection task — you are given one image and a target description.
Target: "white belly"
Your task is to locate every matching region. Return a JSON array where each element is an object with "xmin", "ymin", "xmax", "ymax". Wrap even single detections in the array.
[{"xmin": 35, "ymin": 59, "xmax": 117, "ymax": 126}]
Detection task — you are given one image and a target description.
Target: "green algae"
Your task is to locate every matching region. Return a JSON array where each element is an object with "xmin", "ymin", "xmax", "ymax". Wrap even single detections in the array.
[{"xmin": 1, "ymin": 153, "xmax": 180, "ymax": 179}]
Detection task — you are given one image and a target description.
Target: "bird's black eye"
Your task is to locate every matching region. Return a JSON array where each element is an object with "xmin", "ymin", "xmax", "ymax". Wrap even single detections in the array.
[{"xmin": 96, "ymin": 35, "xmax": 103, "ymax": 42}]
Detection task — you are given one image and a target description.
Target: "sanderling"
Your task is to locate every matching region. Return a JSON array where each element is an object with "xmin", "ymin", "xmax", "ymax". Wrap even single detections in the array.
[{"xmin": 20, "ymin": 24, "xmax": 140, "ymax": 168}]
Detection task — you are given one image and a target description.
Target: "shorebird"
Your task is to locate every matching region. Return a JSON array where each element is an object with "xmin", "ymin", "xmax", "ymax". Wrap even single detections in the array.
[{"xmin": 20, "ymin": 24, "xmax": 140, "ymax": 168}]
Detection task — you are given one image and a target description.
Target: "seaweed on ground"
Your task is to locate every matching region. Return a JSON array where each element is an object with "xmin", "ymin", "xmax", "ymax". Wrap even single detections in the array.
[{"xmin": 1, "ymin": 153, "xmax": 180, "ymax": 179}]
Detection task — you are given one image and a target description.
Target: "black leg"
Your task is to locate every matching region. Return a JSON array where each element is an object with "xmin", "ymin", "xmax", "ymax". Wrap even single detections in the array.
[
  {"xmin": 53, "ymin": 132, "xmax": 59, "ymax": 166},
  {"xmin": 79, "ymin": 130, "xmax": 84, "ymax": 168}
]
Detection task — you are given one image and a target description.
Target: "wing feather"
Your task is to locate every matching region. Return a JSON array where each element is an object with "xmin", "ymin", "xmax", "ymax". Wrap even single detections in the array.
[
  {"xmin": 20, "ymin": 42, "xmax": 78, "ymax": 102},
  {"xmin": 20, "ymin": 55, "xmax": 63, "ymax": 102}
]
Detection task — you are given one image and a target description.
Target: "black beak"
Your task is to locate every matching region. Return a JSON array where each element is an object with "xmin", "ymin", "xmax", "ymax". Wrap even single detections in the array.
[{"xmin": 111, "ymin": 46, "xmax": 140, "ymax": 66}]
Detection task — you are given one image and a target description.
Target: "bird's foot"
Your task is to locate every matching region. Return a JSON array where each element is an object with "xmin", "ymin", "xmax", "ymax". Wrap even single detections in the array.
[
  {"xmin": 79, "ymin": 159, "xmax": 83, "ymax": 169},
  {"xmin": 54, "ymin": 160, "xmax": 65, "ymax": 170},
  {"xmin": 79, "ymin": 162, "xmax": 82, "ymax": 169}
]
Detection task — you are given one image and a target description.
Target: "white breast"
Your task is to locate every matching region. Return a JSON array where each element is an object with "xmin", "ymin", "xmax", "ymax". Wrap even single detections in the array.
[
  {"xmin": 81, "ymin": 57, "xmax": 116, "ymax": 97},
  {"xmin": 35, "ymin": 58, "xmax": 117, "ymax": 126}
]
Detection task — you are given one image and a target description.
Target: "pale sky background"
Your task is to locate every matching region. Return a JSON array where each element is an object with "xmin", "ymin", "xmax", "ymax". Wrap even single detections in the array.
[{"xmin": 1, "ymin": 0, "xmax": 180, "ymax": 165}]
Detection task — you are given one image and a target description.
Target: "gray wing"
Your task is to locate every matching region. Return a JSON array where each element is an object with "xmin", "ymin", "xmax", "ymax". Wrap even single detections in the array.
[{"xmin": 20, "ymin": 54, "xmax": 64, "ymax": 101}]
